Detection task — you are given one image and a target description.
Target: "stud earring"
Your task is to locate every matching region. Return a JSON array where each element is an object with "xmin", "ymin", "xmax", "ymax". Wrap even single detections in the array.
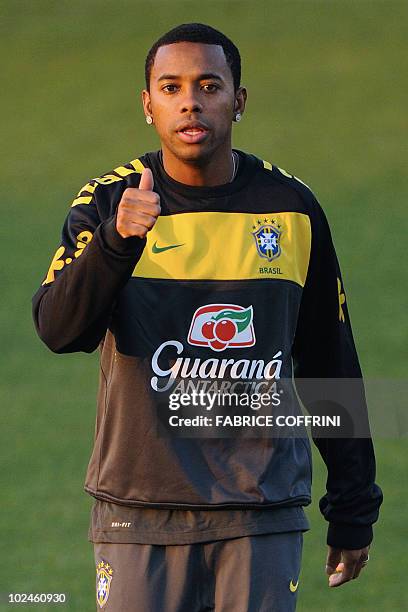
[
  {"xmin": 234, "ymin": 112, "xmax": 242, "ymax": 122},
  {"xmin": 146, "ymin": 116, "xmax": 153, "ymax": 125}
]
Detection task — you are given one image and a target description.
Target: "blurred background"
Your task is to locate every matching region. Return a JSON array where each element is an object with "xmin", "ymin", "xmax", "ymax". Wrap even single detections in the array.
[{"xmin": 1, "ymin": 1, "xmax": 407, "ymax": 610}]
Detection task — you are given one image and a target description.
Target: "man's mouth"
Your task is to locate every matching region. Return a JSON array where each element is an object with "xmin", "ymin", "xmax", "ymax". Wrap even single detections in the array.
[{"xmin": 176, "ymin": 124, "xmax": 209, "ymax": 144}]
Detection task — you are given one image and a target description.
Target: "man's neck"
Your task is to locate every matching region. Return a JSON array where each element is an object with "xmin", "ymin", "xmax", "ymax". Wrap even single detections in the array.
[{"xmin": 160, "ymin": 145, "xmax": 235, "ymax": 187}]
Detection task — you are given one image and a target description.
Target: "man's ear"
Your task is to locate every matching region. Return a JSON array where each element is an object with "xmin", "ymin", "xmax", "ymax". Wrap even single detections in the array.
[
  {"xmin": 142, "ymin": 89, "xmax": 152, "ymax": 117},
  {"xmin": 234, "ymin": 86, "xmax": 247, "ymax": 116}
]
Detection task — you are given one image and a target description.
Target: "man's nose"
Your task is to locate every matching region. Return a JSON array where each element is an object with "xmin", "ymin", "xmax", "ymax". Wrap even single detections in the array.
[{"xmin": 180, "ymin": 87, "xmax": 203, "ymax": 113}]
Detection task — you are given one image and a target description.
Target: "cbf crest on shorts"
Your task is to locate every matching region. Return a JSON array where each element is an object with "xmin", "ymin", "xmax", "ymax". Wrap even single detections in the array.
[
  {"xmin": 252, "ymin": 219, "xmax": 282, "ymax": 262},
  {"xmin": 96, "ymin": 560, "xmax": 113, "ymax": 608}
]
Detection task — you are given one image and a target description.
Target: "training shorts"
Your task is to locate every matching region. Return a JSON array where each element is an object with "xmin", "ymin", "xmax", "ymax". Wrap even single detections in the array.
[{"xmin": 94, "ymin": 530, "xmax": 303, "ymax": 611}]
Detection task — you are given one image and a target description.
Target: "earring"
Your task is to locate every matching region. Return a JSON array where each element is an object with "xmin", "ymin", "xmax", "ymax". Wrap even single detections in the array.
[
  {"xmin": 145, "ymin": 116, "xmax": 153, "ymax": 125},
  {"xmin": 235, "ymin": 112, "xmax": 242, "ymax": 123}
]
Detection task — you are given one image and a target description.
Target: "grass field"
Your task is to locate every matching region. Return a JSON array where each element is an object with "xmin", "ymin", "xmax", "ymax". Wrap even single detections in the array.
[{"xmin": 1, "ymin": 1, "xmax": 407, "ymax": 610}]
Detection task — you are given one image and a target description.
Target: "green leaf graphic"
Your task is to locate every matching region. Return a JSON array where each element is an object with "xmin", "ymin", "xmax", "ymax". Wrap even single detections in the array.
[{"xmin": 212, "ymin": 307, "xmax": 252, "ymax": 333}]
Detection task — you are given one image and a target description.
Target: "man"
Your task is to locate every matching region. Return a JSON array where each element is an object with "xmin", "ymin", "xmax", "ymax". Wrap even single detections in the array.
[{"xmin": 32, "ymin": 23, "xmax": 382, "ymax": 612}]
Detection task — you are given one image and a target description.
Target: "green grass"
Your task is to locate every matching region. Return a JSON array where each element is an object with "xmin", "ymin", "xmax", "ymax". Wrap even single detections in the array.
[{"xmin": 1, "ymin": 1, "xmax": 407, "ymax": 610}]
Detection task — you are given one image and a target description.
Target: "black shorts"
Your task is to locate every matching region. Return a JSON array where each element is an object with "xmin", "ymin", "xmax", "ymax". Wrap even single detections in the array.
[{"xmin": 93, "ymin": 531, "xmax": 303, "ymax": 611}]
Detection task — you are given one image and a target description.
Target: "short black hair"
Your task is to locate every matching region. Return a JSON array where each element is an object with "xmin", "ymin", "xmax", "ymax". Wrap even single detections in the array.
[{"xmin": 145, "ymin": 23, "xmax": 241, "ymax": 91}]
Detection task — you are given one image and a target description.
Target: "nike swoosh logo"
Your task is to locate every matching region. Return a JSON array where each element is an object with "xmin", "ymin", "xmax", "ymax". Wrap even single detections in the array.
[
  {"xmin": 152, "ymin": 241, "xmax": 185, "ymax": 254},
  {"xmin": 289, "ymin": 579, "xmax": 299, "ymax": 593}
]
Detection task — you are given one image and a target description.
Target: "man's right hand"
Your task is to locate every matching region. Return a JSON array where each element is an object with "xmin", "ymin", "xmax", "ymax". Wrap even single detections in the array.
[{"xmin": 116, "ymin": 168, "xmax": 161, "ymax": 239}]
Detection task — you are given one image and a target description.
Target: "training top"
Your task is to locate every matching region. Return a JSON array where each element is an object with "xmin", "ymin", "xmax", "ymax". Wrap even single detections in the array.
[{"xmin": 32, "ymin": 149, "xmax": 382, "ymax": 549}]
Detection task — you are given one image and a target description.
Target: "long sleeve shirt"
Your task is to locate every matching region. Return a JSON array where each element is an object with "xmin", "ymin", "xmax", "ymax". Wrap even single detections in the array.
[{"xmin": 32, "ymin": 149, "xmax": 382, "ymax": 549}]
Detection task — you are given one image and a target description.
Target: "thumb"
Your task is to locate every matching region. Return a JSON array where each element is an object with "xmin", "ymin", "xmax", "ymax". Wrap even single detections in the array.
[
  {"xmin": 326, "ymin": 547, "xmax": 342, "ymax": 576},
  {"xmin": 139, "ymin": 167, "xmax": 154, "ymax": 191}
]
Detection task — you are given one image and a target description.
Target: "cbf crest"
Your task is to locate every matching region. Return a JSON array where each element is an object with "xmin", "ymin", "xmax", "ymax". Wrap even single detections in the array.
[
  {"xmin": 96, "ymin": 560, "xmax": 114, "ymax": 608},
  {"xmin": 252, "ymin": 218, "xmax": 282, "ymax": 262}
]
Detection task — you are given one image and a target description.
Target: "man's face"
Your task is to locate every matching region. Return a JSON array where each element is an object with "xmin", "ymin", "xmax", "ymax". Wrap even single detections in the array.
[{"xmin": 142, "ymin": 42, "xmax": 246, "ymax": 164}]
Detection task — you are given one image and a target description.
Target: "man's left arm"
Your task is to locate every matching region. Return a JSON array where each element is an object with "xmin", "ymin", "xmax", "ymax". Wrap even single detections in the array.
[{"xmin": 292, "ymin": 195, "xmax": 383, "ymax": 587}]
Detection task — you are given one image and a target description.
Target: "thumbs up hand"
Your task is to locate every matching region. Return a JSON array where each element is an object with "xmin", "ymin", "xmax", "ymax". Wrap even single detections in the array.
[{"xmin": 116, "ymin": 168, "xmax": 161, "ymax": 239}]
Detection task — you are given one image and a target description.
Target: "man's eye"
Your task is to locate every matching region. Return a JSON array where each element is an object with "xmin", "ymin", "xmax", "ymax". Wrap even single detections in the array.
[
  {"xmin": 162, "ymin": 84, "xmax": 178, "ymax": 93},
  {"xmin": 202, "ymin": 84, "xmax": 219, "ymax": 92}
]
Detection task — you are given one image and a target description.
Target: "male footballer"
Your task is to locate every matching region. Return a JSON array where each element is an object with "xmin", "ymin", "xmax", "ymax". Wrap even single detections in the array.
[{"xmin": 33, "ymin": 23, "xmax": 382, "ymax": 612}]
